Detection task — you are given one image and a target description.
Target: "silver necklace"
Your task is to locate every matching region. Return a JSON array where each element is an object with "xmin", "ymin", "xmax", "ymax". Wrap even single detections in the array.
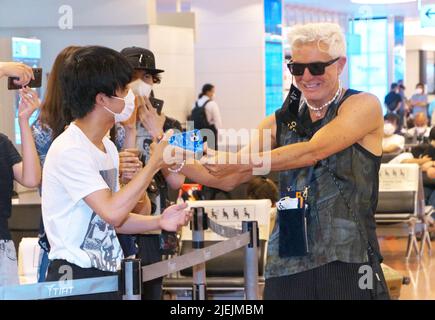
[{"xmin": 304, "ymin": 82, "xmax": 342, "ymax": 117}]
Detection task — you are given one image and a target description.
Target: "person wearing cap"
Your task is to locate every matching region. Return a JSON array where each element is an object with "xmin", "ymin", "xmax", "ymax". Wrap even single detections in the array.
[{"xmin": 120, "ymin": 46, "xmax": 186, "ymax": 300}]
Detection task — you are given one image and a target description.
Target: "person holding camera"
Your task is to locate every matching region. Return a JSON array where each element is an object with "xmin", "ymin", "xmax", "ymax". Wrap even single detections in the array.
[
  {"xmin": 120, "ymin": 46, "xmax": 185, "ymax": 300},
  {"xmin": 0, "ymin": 62, "xmax": 41, "ymax": 286}
]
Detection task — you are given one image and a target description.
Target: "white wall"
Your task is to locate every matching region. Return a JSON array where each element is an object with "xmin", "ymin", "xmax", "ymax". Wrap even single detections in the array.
[
  {"xmin": 148, "ymin": 24, "xmax": 195, "ymax": 122},
  {"xmin": 405, "ymin": 19, "xmax": 435, "ymax": 100},
  {"xmin": 191, "ymin": 0, "xmax": 265, "ymax": 130}
]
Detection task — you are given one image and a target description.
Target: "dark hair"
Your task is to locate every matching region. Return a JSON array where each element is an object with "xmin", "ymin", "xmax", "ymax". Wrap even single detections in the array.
[
  {"xmin": 384, "ymin": 113, "xmax": 399, "ymax": 125},
  {"xmin": 430, "ymin": 127, "xmax": 435, "ymax": 142},
  {"xmin": 39, "ymin": 46, "xmax": 80, "ymax": 139},
  {"xmin": 246, "ymin": 177, "xmax": 279, "ymax": 206},
  {"xmin": 198, "ymin": 83, "xmax": 214, "ymax": 99},
  {"xmin": 411, "ymin": 144, "xmax": 429, "ymax": 158},
  {"xmin": 61, "ymin": 46, "xmax": 133, "ymax": 119},
  {"xmin": 390, "ymin": 83, "xmax": 398, "ymax": 91},
  {"xmin": 416, "ymin": 82, "xmax": 425, "ymax": 88}
]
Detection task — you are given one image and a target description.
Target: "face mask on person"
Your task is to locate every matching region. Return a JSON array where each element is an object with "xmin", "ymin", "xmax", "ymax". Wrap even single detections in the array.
[
  {"xmin": 129, "ymin": 79, "xmax": 152, "ymax": 97},
  {"xmin": 104, "ymin": 89, "xmax": 135, "ymax": 123},
  {"xmin": 415, "ymin": 88, "xmax": 424, "ymax": 95},
  {"xmin": 384, "ymin": 123, "xmax": 396, "ymax": 136}
]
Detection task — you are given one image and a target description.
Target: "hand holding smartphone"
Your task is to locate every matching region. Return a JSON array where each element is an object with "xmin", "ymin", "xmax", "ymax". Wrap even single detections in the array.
[
  {"xmin": 8, "ymin": 67, "xmax": 42, "ymax": 90},
  {"xmin": 149, "ymin": 97, "xmax": 164, "ymax": 115},
  {"xmin": 168, "ymin": 129, "xmax": 204, "ymax": 159}
]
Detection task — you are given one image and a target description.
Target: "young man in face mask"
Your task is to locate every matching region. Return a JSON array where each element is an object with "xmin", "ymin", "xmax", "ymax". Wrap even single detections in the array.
[
  {"xmin": 41, "ymin": 46, "xmax": 190, "ymax": 299},
  {"xmin": 405, "ymin": 112, "xmax": 430, "ymax": 142},
  {"xmin": 410, "ymin": 83, "xmax": 428, "ymax": 117},
  {"xmin": 120, "ymin": 46, "xmax": 186, "ymax": 300},
  {"xmin": 382, "ymin": 113, "xmax": 404, "ymax": 154}
]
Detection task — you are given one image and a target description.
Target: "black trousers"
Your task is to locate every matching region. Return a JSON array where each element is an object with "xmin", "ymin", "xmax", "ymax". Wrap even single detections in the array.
[
  {"xmin": 45, "ymin": 259, "xmax": 120, "ymax": 300},
  {"xmin": 136, "ymin": 234, "xmax": 163, "ymax": 300},
  {"xmin": 263, "ymin": 261, "xmax": 379, "ymax": 300}
]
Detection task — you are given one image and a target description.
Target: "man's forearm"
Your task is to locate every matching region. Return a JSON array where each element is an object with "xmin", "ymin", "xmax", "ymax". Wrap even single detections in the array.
[
  {"xmin": 122, "ymin": 127, "xmax": 137, "ymax": 149},
  {"xmin": 182, "ymin": 162, "xmax": 247, "ymax": 191},
  {"xmin": 245, "ymin": 141, "xmax": 317, "ymax": 173},
  {"xmin": 107, "ymin": 161, "xmax": 159, "ymax": 221},
  {"xmin": 116, "ymin": 213, "xmax": 161, "ymax": 234}
]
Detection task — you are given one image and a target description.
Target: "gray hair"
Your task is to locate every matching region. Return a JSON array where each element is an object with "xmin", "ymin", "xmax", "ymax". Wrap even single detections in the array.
[{"xmin": 287, "ymin": 22, "xmax": 346, "ymax": 58}]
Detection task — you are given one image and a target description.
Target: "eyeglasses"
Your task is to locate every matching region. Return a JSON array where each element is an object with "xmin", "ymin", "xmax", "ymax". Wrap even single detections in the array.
[{"xmin": 287, "ymin": 57, "xmax": 340, "ymax": 76}]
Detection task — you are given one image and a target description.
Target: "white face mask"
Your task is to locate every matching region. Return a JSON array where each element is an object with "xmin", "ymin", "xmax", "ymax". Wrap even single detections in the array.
[
  {"xmin": 384, "ymin": 123, "xmax": 396, "ymax": 136},
  {"xmin": 129, "ymin": 79, "xmax": 152, "ymax": 97},
  {"xmin": 415, "ymin": 88, "xmax": 423, "ymax": 95},
  {"xmin": 104, "ymin": 89, "xmax": 135, "ymax": 123}
]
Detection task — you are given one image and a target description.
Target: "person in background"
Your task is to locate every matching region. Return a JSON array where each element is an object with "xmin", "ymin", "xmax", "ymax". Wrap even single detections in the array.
[
  {"xmin": 121, "ymin": 46, "xmax": 185, "ymax": 300},
  {"xmin": 410, "ymin": 83, "xmax": 428, "ymax": 117},
  {"xmin": 190, "ymin": 83, "xmax": 223, "ymax": 149},
  {"xmin": 397, "ymin": 80, "xmax": 410, "ymax": 120},
  {"xmin": 191, "ymin": 84, "xmax": 228, "ymax": 201},
  {"xmin": 383, "ymin": 113, "xmax": 404, "ymax": 154},
  {"xmin": 0, "ymin": 62, "xmax": 41, "ymax": 286},
  {"xmin": 384, "ymin": 83, "xmax": 404, "ymax": 130},
  {"xmin": 404, "ymin": 112, "xmax": 430, "ymax": 143},
  {"xmin": 246, "ymin": 177, "xmax": 279, "ymax": 235}
]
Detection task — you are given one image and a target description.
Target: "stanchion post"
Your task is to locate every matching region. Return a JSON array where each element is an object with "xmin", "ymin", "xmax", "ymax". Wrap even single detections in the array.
[
  {"xmin": 191, "ymin": 207, "xmax": 207, "ymax": 300},
  {"xmin": 119, "ymin": 258, "xmax": 142, "ymax": 300},
  {"xmin": 242, "ymin": 221, "xmax": 259, "ymax": 300}
]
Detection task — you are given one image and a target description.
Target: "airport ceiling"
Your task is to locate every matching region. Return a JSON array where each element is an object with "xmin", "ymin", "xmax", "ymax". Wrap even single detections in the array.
[{"xmin": 157, "ymin": 0, "xmax": 424, "ymax": 18}]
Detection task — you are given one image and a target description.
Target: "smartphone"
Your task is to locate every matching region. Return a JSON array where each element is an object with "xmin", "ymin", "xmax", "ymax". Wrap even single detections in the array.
[
  {"xmin": 149, "ymin": 97, "xmax": 164, "ymax": 115},
  {"xmin": 169, "ymin": 129, "xmax": 204, "ymax": 157},
  {"xmin": 8, "ymin": 67, "xmax": 42, "ymax": 90}
]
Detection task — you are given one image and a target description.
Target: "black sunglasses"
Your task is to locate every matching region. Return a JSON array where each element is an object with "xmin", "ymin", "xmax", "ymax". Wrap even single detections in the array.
[{"xmin": 287, "ymin": 57, "xmax": 340, "ymax": 76}]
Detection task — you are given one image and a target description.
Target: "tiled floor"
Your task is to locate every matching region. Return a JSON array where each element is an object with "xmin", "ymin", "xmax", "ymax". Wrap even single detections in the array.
[{"xmin": 379, "ymin": 236, "xmax": 435, "ymax": 300}]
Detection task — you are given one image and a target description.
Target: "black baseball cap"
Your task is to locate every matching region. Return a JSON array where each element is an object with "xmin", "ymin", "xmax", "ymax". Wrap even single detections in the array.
[{"xmin": 120, "ymin": 46, "xmax": 164, "ymax": 74}]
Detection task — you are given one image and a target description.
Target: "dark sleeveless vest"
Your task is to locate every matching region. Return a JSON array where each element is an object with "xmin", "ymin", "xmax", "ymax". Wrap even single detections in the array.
[{"xmin": 265, "ymin": 89, "xmax": 382, "ymax": 279}]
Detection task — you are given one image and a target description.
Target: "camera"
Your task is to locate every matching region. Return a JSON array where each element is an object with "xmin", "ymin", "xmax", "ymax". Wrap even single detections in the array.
[{"xmin": 8, "ymin": 67, "xmax": 42, "ymax": 90}]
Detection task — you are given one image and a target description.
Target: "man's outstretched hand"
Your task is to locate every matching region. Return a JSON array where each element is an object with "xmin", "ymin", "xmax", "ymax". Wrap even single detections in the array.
[
  {"xmin": 0, "ymin": 62, "xmax": 34, "ymax": 86},
  {"xmin": 160, "ymin": 202, "xmax": 192, "ymax": 232}
]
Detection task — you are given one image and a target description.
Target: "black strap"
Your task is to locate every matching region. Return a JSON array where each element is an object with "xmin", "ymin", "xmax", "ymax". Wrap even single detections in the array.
[{"xmin": 196, "ymin": 99, "xmax": 211, "ymax": 109}]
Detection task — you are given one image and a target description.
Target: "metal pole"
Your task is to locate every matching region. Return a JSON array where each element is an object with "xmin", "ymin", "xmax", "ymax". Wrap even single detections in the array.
[
  {"xmin": 192, "ymin": 207, "xmax": 207, "ymax": 300},
  {"xmin": 120, "ymin": 258, "xmax": 141, "ymax": 300},
  {"xmin": 243, "ymin": 221, "xmax": 259, "ymax": 300}
]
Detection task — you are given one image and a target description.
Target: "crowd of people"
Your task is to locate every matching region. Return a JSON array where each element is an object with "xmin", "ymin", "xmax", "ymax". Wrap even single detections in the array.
[
  {"xmin": 0, "ymin": 21, "xmax": 403, "ymax": 300},
  {"xmin": 383, "ymin": 82, "xmax": 435, "ymax": 207}
]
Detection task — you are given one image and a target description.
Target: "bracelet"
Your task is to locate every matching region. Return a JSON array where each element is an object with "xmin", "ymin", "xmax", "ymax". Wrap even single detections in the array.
[{"xmin": 168, "ymin": 160, "xmax": 185, "ymax": 173}]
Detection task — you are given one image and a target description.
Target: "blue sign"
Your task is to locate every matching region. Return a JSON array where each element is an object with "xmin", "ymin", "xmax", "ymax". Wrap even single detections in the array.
[{"xmin": 420, "ymin": 5, "xmax": 435, "ymax": 28}]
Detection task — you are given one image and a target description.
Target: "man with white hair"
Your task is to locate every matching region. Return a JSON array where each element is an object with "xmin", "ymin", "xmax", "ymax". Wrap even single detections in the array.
[{"xmin": 197, "ymin": 22, "xmax": 388, "ymax": 300}]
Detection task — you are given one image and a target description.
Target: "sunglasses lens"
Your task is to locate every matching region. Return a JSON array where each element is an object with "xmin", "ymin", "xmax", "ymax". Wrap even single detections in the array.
[
  {"xmin": 308, "ymin": 63, "xmax": 325, "ymax": 76},
  {"xmin": 289, "ymin": 64, "xmax": 305, "ymax": 76}
]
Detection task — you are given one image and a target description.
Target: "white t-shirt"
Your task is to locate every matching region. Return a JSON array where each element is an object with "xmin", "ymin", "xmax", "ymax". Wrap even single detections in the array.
[
  {"xmin": 193, "ymin": 96, "xmax": 223, "ymax": 130},
  {"xmin": 382, "ymin": 134, "xmax": 405, "ymax": 151},
  {"xmin": 42, "ymin": 123, "xmax": 123, "ymax": 272},
  {"xmin": 406, "ymin": 126, "xmax": 431, "ymax": 138}
]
